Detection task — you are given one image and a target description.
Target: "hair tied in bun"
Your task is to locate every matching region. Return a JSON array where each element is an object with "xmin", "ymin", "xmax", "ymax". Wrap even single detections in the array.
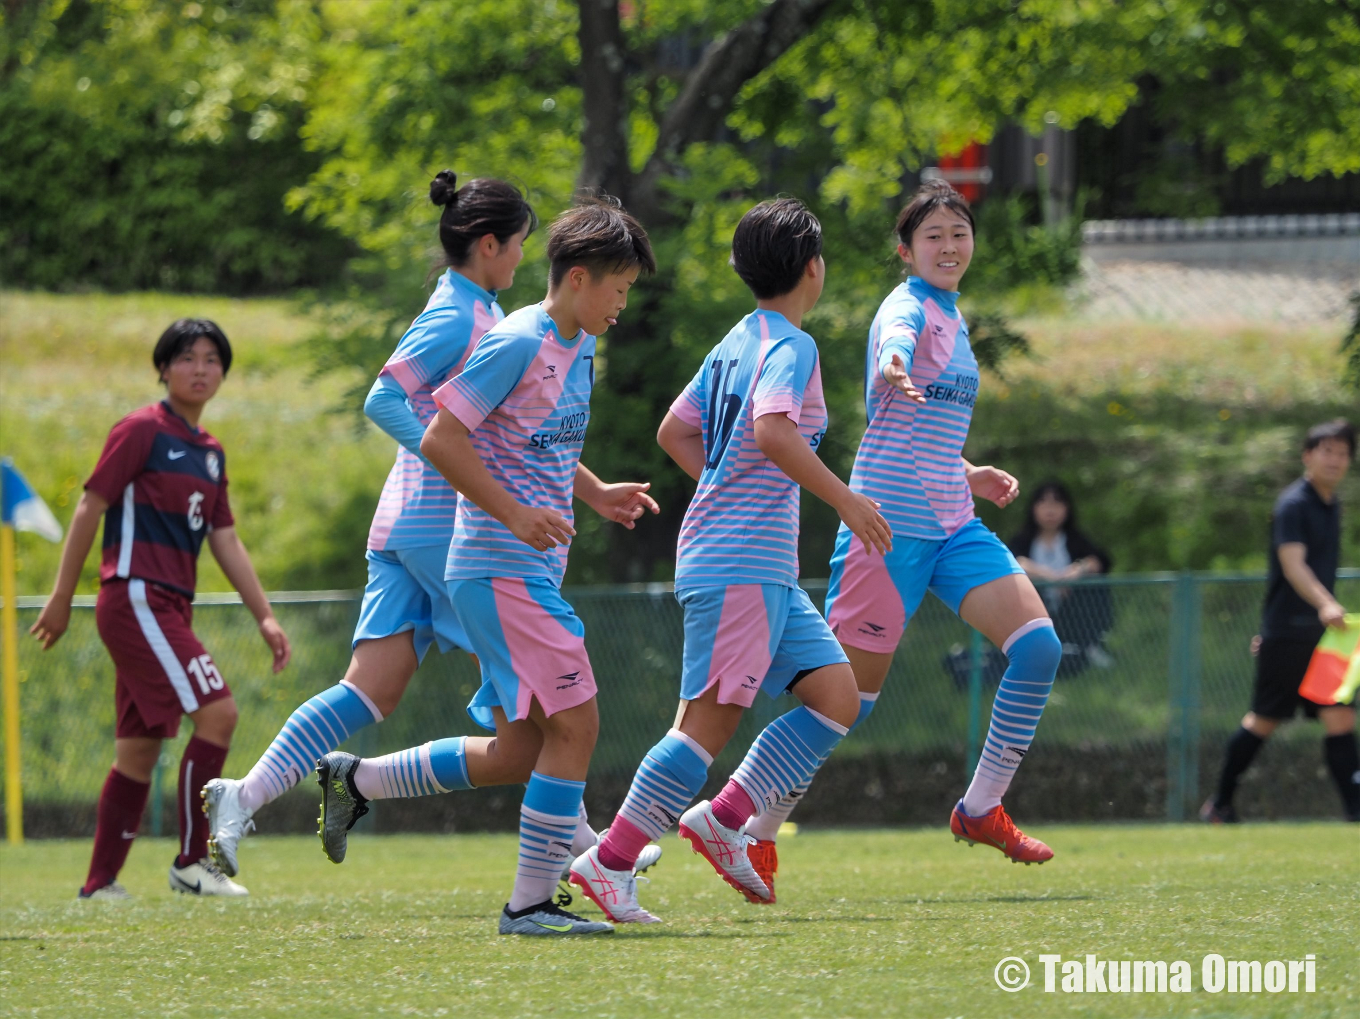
[{"xmin": 429, "ymin": 170, "xmax": 460, "ymax": 207}]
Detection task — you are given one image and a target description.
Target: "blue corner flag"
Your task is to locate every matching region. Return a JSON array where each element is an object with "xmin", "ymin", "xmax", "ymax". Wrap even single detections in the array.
[{"xmin": 1, "ymin": 458, "xmax": 63, "ymax": 543}]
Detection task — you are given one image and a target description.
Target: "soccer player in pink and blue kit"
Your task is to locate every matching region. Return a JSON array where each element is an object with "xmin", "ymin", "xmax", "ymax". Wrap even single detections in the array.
[
  {"xmin": 740, "ymin": 181, "xmax": 1060, "ymax": 885},
  {"xmin": 316, "ymin": 197, "xmax": 660, "ymax": 936},
  {"xmin": 568, "ymin": 198, "xmax": 891, "ymax": 923},
  {"xmin": 203, "ymin": 173, "xmax": 557, "ymax": 876}
]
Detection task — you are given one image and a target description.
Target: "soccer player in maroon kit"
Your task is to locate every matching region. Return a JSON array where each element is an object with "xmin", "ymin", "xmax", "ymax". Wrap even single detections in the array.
[{"xmin": 31, "ymin": 319, "xmax": 291, "ymax": 899}]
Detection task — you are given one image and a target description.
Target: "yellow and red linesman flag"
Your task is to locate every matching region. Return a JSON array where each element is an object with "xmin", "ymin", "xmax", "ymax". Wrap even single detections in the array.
[{"xmin": 1298, "ymin": 614, "xmax": 1360, "ymax": 706}]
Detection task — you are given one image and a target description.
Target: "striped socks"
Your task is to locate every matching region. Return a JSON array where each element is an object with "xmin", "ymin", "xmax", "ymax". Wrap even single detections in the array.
[
  {"xmin": 961, "ymin": 620, "xmax": 1059, "ymax": 816},
  {"xmin": 745, "ymin": 692, "xmax": 878, "ymax": 841},
  {"xmin": 352, "ymin": 737, "xmax": 472, "ymax": 800},
  {"xmin": 714, "ymin": 706, "xmax": 848, "ymax": 830},
  {"xmin": 600, "ymin": 730, "xmax": 712, "ymax": 870},
  {"xmin": 510, "ymin": 772, "xmax": 586, "ymax": 911},
  {"xmin": 239, "ymin": 681, "xmax": 383, "ymax": 812}
]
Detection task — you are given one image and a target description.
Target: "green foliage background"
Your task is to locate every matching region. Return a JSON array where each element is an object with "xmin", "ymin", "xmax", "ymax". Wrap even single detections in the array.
[{"xmin": 2, "ymin": 0, "xmax": 1357, "ymax": 590}]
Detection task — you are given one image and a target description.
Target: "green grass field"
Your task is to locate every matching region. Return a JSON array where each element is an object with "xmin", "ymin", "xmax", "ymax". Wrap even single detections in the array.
[{"xmin": 1, "ymin": 825, "xmax": 1355, "ymax": 1018}]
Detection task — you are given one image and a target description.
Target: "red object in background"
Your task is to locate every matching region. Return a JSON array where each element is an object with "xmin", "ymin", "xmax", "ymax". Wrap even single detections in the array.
[{"xmin": 934, "ymin": 143, "xmax": 990, "ymax": 203}]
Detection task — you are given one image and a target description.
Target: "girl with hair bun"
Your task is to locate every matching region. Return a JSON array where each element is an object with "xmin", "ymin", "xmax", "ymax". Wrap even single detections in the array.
[
  {"xmin": 734, "ymin": 180, "xmax": 1063, "ymax": 893},
  {"xmin": 205, "ymin": 172, "xmax": 565, "ymax": 875}
]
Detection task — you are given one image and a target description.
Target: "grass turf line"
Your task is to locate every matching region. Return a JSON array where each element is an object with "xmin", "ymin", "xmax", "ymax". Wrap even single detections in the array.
[{"xmin": 1, "ymin": 825, "xmax": 1355, "ymax": 1018}]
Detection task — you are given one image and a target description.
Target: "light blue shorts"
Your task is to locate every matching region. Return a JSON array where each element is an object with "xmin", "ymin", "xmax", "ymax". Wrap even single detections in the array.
[
  {"xmin": 677, "ymin": 584, "xmax": 849, "ymax": 707},
  {"xmin": 353, "ymin": 546, "xmax": 469, "ymax": 662},
  {"xmin": 448, "ymin": 577, "xmax": 598, "ymax": 732},
  {"xmin": 825, "ymin": 517, "xmax": 1023, "ymax": 652}
]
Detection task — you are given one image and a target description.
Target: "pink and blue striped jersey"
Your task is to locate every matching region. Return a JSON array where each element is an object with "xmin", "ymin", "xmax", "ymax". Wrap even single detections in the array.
[
  {"xmin": 433, "ymin": 304, "xmax": 595, "ymax": 586},
  {"xmin": 368, "ymin": 269, "xmax": 503, "ymax": 551},
  {"xmin": 671, "ymin": 310, "xmax": 828, "ymax": 589},
  {"xmin": 849, "ymin": 276, "xmax": 978, "ymax": 541}
]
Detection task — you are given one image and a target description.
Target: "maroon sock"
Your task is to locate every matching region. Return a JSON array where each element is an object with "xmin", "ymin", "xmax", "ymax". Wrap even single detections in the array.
[
  {"xmin": 711, "ymin": 779, "xmax": 757, "ymax": 830},
  {"xmin": 175, "ymin": 736, "xmax": 229, "ymax": 868},
  {"xmin": 83, "ymin": 768, "xmax": 150, "ymax": 895}
]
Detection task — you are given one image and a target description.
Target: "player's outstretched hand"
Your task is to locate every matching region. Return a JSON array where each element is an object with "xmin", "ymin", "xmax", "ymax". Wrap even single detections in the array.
[
  {"xmin": 883, "ymin": 354, "xmax": 926, "ymax": 403},
  {"xmin": 838, "ymin": 492, "xmax": 892, "ymax": 555},
  {"xmin": 966, "ymin": 464, "xmax": 1019, "ymax": 508},
  {"xmin": 29, "ymin": 596, "xmax": 71, "ymax": 651},
  {"xmin": 588, "ymin": 481, "xmax": 660, "ymax": 529},
  {"xmin": 508, "ymin": 505, "xmax": 576, "ymax": 551},
  {"xmin": 260, "ymin": 616, "xmax": 291, "ymax": 673}
]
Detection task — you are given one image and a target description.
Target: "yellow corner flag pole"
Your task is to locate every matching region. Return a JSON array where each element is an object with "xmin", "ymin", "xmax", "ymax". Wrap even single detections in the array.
[{"xmin": 1, "ymin": 522, "xmax": 22, "ymax": 844}]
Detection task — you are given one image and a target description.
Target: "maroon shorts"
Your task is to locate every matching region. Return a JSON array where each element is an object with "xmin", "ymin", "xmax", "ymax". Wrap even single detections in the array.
[{"xmin": 96, "ymin": 579, "xmax": 231, "ymax": 739}]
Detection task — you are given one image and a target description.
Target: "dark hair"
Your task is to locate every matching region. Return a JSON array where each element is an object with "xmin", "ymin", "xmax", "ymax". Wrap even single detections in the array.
[
  {"xmin": 153, "ymin": 318, "xmax": 232, "ymax": 378},
  {"xmin": 429, "ymin": 171, "xmax": 537, "ymax": 268},
  {"xmin": 1304, "ymin": 418, "xmax": 1355, "ymax": 457},
  {"xmin": 895, "ymin": 178, "xmax": 975, "ymax": 249},
  {"xmin": 730, "ymin": 197, "xmax": 823, "ymax": 300},
  {"xmin": 546, "ymin": 194, "xmax": 656, "ymax": 286},
  {"xmin": 1009, "ymin": 478, "xmax": 1076, "ymax": 553}
]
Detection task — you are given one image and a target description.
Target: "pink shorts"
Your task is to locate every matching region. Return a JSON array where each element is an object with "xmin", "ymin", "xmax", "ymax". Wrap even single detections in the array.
[{"xmin": 448, "ymin": 576, "xmax": 598, "ymax": 731}]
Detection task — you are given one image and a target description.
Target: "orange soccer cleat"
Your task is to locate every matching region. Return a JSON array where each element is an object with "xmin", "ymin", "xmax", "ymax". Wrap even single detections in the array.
[
  {"xmin": 950, "ymin": 801, "xmax": 1054, "ymax": 865},
  {"xmin": 747, "ymin": 839, "xmax": 778, "ymax": 904}
]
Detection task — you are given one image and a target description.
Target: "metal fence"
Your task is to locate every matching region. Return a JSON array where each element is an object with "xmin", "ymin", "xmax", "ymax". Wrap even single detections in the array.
[{"xmin": 3, "ymin": 570, "xmax": 1357, "ymax": 836}]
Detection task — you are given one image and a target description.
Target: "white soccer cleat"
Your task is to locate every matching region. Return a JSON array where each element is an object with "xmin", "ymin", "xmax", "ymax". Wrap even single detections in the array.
[
  {"xmin": 677, "ymin": 800, "xmax": 770, "ymax": 904},
  {"xmin": 202, "ymin": 777, "xmax": 255, "ymax": 878},
  {"xmin": 567, "ymin": 845, "xmax": 662, "ymax": 924},
  {"xmin": 169, "ymin": 858, "xmax": 249, "ymax": 897},
  {"xmin": 635, "ymin": 842, "xmax": 663, "ymax": 876},
  {"xmin": 559, "ymin": 827, "xmax": 663, "ymax": 882},
  {"xmin": 78, "ymin": 882, "xmax": 132, "ymax": 901}
]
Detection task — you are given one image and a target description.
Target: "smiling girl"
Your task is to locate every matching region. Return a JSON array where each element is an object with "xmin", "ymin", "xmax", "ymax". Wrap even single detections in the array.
[
  {"xmin": 32, "ymin": 319, "xmax": 291, "ymax": 899},
  {"xmin": 739, "ymin": 181, "xmax": 1063, "ymax": 891}
]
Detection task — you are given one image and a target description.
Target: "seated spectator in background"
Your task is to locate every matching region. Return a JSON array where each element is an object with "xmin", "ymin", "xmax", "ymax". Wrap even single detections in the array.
[{"xmin": 1008, "ymin": 481, "xmax": 1114, "ymax": 673}]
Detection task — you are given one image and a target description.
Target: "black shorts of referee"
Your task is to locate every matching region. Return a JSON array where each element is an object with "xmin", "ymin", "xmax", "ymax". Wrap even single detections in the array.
[{"xmin": 1250, "ymin": 637, "xmax": 1326, "ymax": 721}]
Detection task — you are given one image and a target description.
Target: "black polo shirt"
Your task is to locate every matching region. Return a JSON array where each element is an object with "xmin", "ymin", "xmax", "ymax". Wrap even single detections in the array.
[{"xmin": 1260, "ymin": 477, "xmax": 1341, "ymax": 642}]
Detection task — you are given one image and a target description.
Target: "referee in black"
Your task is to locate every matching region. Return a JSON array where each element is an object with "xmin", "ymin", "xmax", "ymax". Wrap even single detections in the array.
[{"xmin": 1203, "ymin": 418, "xmax": 1357, "ymax": 823}]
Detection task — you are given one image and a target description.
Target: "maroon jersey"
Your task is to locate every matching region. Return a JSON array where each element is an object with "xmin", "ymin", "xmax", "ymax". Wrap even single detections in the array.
[{"xmin": 86, "ymin": 402, "xmax": 233, "ymax": 598}]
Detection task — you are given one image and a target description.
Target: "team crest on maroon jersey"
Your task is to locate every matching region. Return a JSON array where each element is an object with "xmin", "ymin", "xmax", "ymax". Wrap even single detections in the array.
[{"xmin": 205, "ymin": 451, "xmax": 221, "ymax": 481}]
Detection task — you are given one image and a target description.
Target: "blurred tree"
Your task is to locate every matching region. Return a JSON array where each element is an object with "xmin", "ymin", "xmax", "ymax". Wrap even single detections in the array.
[
  {"xmin": 0, "ymin": 0, "xmax": 352, "ymax": 292},
  {"xmin": 284, "ymin": 0, "xmax": 1360, "ymax": 582}
]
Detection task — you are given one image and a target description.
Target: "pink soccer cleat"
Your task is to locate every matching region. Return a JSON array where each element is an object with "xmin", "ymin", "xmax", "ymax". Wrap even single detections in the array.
[
  {"xmin": 567, "ymin": 845, "xmax": 661, "ymax": 924},
  {"xmin": 950, "ymin": 800, "xmax": 1054, "ymax": 865},
  {"xmin": 677, "ymin": 800, "xmax": 770, "ymax": 903}
]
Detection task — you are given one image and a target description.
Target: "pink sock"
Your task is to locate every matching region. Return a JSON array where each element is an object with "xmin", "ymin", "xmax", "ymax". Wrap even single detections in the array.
[
  {"xmin": 597, "ymin": 816, "xmax": 651, "ymax": 872},
  {"xmin": 711, "ymin": 780, "xmax": 756, "ymax": 830}
]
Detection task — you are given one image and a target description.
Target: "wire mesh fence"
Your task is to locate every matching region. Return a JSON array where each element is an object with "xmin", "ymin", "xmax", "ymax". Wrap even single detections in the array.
[{"xmin": 3, "ymin": 570, "xmax": 1357, "ymax": 836}]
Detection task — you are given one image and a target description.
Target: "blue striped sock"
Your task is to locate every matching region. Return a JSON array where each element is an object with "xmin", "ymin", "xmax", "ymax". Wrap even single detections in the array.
[
  {"xmin": 961, "ymin": 621, "xmax": 1059, "ymax": 815},
  {"xmin": 510, "ymin": 772, "xmax": 586, "ymax": 911},
  {"xmin": 747, "ymin": 692, "xmax": 878, "ymax": 840},
  {"xmin": 240, "ymin": 681, "xmax": 382, "ymax": 810},
  {"xmin": 731, "ymin": 705, "xmax": 849, "ymax": 814},
  {"xmin": 616, "ymin": 730, "xmax": 712, "ymax": 842},
  {"xmin": 353, "ymin": 737, "xmax": 472, "ymax": 800}
]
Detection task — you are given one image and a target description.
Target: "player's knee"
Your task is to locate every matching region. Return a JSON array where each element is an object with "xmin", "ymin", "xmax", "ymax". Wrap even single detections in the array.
[
  {"xmin": 793, "ymin": 663, "xmax": 860, "ymax": 729},
  {"xmin": 195, "ymin": 698, "xmax": 238, "ymax": 743},
  {"xmin": 1006, "ymin": 620, "xmax": 1061, "ymax": 679}
]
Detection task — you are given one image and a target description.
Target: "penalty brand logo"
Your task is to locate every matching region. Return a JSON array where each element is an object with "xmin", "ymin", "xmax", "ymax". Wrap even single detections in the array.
[{"xmin": 993, "ymin": 954, "xmax": 1318, "ymax": 994}]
